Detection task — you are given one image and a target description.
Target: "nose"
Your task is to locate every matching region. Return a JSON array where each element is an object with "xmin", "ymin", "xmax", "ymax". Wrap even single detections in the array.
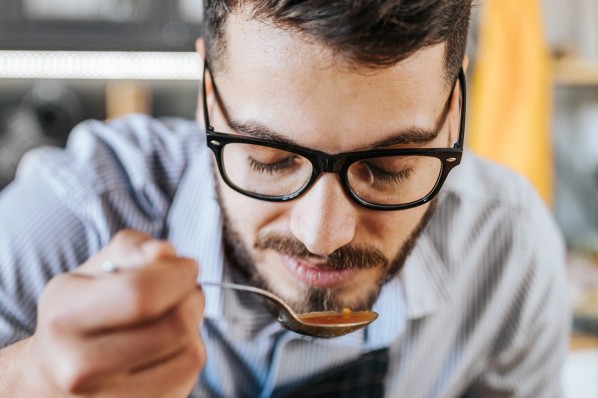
[{"xmin": 289, "ymin": 173, "xmax": 357, "ymax": 256}]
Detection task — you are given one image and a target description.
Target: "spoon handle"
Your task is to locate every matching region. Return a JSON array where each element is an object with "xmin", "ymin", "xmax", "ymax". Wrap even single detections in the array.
[{"xmin": 200, "ymin": 282, "xmax": 297, "ymax": 320}]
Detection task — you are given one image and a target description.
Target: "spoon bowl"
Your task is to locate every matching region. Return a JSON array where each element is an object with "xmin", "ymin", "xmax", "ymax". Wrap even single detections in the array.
[{"xmin": 201, "ymin": 282, "xmax": 378, "ymax": 338}]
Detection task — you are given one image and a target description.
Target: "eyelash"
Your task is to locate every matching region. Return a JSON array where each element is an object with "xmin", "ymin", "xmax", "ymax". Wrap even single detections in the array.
[
  {"xmin": 248, "ymin": 157, "xmax": 297, "ymax": 174},
  {"xmin": 367, "ymin": 164, "xmax": 414, "ymax": 184}
]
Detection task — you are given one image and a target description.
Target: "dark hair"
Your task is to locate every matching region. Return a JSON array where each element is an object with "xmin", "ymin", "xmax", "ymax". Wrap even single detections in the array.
[{"xmin": 203, "ymin": 0, "xmax": 472, "ymax": 86}]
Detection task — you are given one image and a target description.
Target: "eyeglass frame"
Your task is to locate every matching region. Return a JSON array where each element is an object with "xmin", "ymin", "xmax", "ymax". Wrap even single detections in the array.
[{"xmin": 202, "ymin": 59, "xmax": 467, "ymax": 211}]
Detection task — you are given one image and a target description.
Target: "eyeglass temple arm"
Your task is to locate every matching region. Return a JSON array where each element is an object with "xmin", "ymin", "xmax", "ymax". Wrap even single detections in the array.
[
  {"xmin": 455, "ymin": 68, "xmax": 467, "ymax": 149},
  {"xmin": 202, "ymin": 59, "xmax": 212, "ymax": 132}
]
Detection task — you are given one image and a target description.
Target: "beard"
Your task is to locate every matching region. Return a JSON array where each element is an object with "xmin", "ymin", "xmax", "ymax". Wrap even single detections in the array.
[{"xmin": 218, "ymin": 194, "xmax": 439, "ymax": 315}]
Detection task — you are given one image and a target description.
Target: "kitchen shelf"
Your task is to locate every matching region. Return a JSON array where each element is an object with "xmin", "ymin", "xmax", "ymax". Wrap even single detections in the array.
[{"xmin": 553, "ymin": 57, "xmax": 598, "ymax": 86}]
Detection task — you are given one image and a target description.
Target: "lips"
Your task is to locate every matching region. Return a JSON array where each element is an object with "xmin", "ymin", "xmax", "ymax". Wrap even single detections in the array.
[{"xmin": 282, "ymin": 255, "xmax": 359, "ymax": 288}]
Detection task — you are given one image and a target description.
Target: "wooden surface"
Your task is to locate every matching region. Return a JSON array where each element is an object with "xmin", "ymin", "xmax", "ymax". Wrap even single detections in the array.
[
  {"xmin": 553, "ymin": 57, "xmax": 598, "ymax": 86},
  {"xmin": 106, "ymin": 80, "xmax": 151, "ymax": 119},
  {"xmin": 570, "ymin": 332, "xmax": 598, "ymax": 351}
]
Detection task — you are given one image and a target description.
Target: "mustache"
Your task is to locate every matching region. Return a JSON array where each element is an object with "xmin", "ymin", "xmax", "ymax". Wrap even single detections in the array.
[{"xmin": 254, "ymin": 233, "xmax": 389, "ymax": 271}]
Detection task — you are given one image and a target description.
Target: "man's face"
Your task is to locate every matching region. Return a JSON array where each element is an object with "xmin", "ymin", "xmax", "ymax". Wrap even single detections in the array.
[{"xmin": 203, "ymin": 13, "xmax": 462, "ymax": 314}]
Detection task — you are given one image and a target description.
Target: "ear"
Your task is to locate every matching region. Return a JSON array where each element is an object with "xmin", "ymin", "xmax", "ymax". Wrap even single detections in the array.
[
  {"xmin": 196, "ymin": 38, "xmax": 206, "ymax": 60},
  {"xmin": 462, "ymin": 54, "xmax": 470, "ymax": 74},
  {"xmin": 196, "ymin": 38, "xmax": 213, "ymax": 94},
  {"xmin": 195, "ymin": 38, "xmax": 214, "ymax": 125},
  {"xmin": 447, "ymin": 55, "xmax": 468, "ymax": 145}
]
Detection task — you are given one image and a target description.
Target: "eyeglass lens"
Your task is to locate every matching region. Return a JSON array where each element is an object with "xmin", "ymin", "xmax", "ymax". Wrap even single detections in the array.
[{"xmin": 220, "ymin": 143, "xmax": 443, "ymax": 205}]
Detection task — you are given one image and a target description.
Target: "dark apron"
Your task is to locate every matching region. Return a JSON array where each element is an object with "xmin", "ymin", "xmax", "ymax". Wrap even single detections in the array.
[{"xmin": 278, "ymin": 348, "xmax": 390, "ymax": 398}]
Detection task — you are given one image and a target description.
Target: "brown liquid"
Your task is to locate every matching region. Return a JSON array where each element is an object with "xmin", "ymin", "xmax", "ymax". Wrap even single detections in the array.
[{"xmin": 298, "ymin": 310, "xmax": 375, "ymax": 325}]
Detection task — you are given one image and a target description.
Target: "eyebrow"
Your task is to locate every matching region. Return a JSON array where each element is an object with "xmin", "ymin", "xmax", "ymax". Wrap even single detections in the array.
[
  {"xmin": 208, "ymin": 58, "xmax": 455, "ymax": 151},
  {"xmin": 228, "ymin": 119, "xmax": 443, "ymax": 151},
  {"xmin": 212, "ymin": 64, "xmax": 452, "ymax": 151},
  {"xmin": 228, "ymin": 120, "xmax": 298, "ymax": 146},
  {"xmin": 371, "ymin": 99, "xmax": 451, "ymax": 148},
  {"xmin": 369, "ymin": 127, "xmax": 441, "ymax": 148}
]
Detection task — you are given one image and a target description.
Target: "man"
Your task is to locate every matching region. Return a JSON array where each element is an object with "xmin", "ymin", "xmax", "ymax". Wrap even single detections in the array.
[{"xmin": 0, "ymin": 1, "xmax": 569, "ymax": 397}]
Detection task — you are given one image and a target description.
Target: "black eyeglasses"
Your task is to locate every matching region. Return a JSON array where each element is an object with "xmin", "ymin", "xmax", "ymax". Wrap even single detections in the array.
[{"xmin": 202, "ymin": 59, "xmax": 466, "ymax": 211}]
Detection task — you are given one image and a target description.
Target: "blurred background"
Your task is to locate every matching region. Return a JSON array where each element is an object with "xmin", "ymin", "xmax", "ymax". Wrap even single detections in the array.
[
  {"xmin": 0, "ymin": 0, "xmax": 597, "ymax": 395},
  {"xmin": 0, "ymin": 0, "xmax": 204, "ymax": 188}
]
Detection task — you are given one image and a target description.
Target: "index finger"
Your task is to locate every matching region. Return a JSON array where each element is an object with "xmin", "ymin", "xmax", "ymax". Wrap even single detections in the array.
[
  {"xmin": 41, "ymin": 256, "xmax": 200, "ymax": 334},
  {"xmin": 77, "ymin": 230, "xmax": 177, "ymax": 276}
]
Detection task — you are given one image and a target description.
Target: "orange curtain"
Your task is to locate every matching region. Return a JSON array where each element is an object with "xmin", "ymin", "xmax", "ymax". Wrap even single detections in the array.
[{"xmin": 468, "ymin": 0, "xmax": 553, "ymax": 205}]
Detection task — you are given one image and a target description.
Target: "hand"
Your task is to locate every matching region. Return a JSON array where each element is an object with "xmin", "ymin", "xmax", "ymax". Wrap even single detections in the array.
[{"xmin": 22, "ymin": 230, "xmax": 205, "ymax": 398}]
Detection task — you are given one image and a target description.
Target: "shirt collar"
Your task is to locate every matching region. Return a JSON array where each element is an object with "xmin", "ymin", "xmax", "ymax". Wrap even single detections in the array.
[
  {"xmin": 363, "ymin": 213, "xmax": 455, "ymax": 349},
  {"xmin": 166, "ymin": 142, "xmax": 224, "ymax": 320},
  {"xmin": 400, "ymin": 226, "xmax": 454, "ymax": 319}
]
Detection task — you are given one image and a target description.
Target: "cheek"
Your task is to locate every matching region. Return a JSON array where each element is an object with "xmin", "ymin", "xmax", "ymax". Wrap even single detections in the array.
[
  {"xmin": 364, "ymin": 205, "xmax": 430, "ymax": 253},
  {"xmin": 219, "ymin": 179, "xmax": 287, "ymax": 237}
]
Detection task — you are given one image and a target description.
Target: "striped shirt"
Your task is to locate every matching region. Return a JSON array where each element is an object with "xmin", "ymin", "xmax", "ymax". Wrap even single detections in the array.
[{"xmin": 0, "ymin": 115, "xmax": 570, "ymax": 397}]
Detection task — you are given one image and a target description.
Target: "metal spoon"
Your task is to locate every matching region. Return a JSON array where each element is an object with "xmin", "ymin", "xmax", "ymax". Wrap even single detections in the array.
[{"xmin": 201, "ymin": 282, "xmax": 378, "ymax": 338}]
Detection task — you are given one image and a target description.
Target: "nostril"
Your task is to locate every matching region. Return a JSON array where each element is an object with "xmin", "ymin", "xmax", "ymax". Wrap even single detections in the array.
[{"xmin": 290, "ymin": 209, "xmax": 357, "ymax": 257}]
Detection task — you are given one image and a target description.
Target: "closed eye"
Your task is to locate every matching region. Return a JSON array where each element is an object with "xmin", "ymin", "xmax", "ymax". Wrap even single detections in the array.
[
  {"xmin": 248, "ymin": 156, "xmax": 300, "ymax": 174},
  {"xmin": 365, "ymin": 163, "xmax": 414, "ymax": 185}
]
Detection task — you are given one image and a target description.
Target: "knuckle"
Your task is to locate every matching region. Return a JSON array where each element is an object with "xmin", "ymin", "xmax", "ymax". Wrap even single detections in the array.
[
  {"xmin": 166, "ymin": 309, "xmax": 190, "ymax": 337},
  {"xmin": 195, "ymin": 289, "xmax": 206, "ymax": 313},
  {"xmin": 40, "ymin": 274, "xmax": 67, "ymax": 304},
  {"xmin": 113, "ymin": 229, "xmax": 149, "ymax": 243},
  {"xmin": 184, "ymin": 341, "xmax": 206, "ymax": 372},
  {"xmin": 175, "ymin": 294, "xmax": 203, "ymax": 333},
  {"xmin": 111, "ymin": 229, "xmax": 151, "ymax": 256},
  {"xmin": 115, "ymin": 273, "xmax": 155, "ymax": 319},
  {"xmin": 55, "ymin": 352, "xmax": 98, "ymax": 394},
  {"xmin": 183, "ymin": 257, "xmax": 201, "ymax": 278},
  {"xmin": 39, "ymin": 280, "xmax": 73, "ymax": 334},
  {"xmin": 171, "ymin": 257, "xmax": 200, "ymax": 286},
  {"xmin": 126, "ymin": 287, "xmax": 155, "ymax": 320},
  {"xmin": 41, "ymin": 308, "xmax": 69, "ymax": 336},
  {"xmin": 168, "ymin": 298, "xmax": 201, "ymax": 337},
  {"xmin": 142, "ymin": 240, "xmax": 176, "ymax": 260}
]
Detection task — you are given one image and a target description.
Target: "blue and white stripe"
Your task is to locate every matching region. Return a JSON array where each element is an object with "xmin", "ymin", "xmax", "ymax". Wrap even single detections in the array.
[{"xmin": 0, "ymin": 114, "xmax": 569, "ymax": 397}]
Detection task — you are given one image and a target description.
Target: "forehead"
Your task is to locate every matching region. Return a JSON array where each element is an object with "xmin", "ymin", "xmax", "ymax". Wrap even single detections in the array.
[{"xmin": 214, "ymin": 12, "xmax": 449, "ymax": 152}]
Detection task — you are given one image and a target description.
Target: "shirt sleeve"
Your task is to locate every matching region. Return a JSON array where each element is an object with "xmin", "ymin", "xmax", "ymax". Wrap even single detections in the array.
[
  {"xmin": 463, "ymin": 186, "xmax": 570, "ymax": 398},
  {"xmin": 0, "ymin": 170, "xmax": 94, "ymax": 346},
  {"xmin": 0, "ymin": 115, "xmax": 198, "ymax": 347}
]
